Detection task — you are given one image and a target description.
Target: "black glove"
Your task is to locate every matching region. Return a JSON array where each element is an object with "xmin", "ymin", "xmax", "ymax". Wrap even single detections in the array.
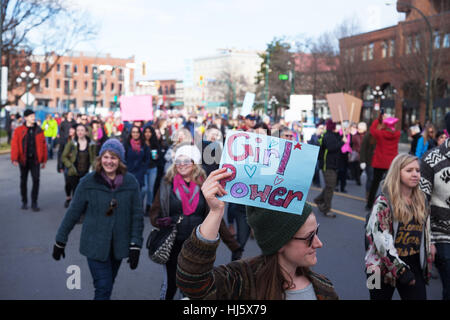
[
  {"xmin": 128, "ymin": 245, "xmax": 140, "ymax": 270},
  {"xmin": 52, "ymin": 242, "xmax": 66, "ymax": 261},
  {"xmin": 231, "ymin": 247, "xmax": 244, "ymax": 261},
  {"xmin": 397, "ymin": 266, "xmax": 415, "ymax": 286}
]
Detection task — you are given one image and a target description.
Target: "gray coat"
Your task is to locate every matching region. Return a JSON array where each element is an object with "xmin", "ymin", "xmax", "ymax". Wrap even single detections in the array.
[{"xmin": 56, "ymin": 172, "xmax": 144, "ymax": 262}]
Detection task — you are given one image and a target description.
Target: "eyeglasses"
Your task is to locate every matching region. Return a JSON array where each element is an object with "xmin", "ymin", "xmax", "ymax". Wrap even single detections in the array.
[
  {"xmin": 106, "ymin": 199, "xmax": 118, "ymax": 216},
  {"xmin": 292, "ymin": 224, "xmax": 320, "ymax": 247},
  {"xmin": 175, "ymin": 159, "xmax": 193, "ymax": 166}
]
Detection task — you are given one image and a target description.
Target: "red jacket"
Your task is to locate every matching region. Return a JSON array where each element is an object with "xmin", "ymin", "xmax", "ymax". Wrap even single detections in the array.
[
  {"xmin": 11, "ymin": 125, "xmax": 48, "ymax": 165},
  {"xmin": 370, "ymin": 119, "xmax": 400, "ymax": 169}
]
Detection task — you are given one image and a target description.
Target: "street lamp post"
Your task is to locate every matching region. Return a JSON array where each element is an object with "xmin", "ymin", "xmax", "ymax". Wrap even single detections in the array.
[
  {"xmin": 16, "ymin": 65, "xmax": 39, "ymax": 110},
  {"xmin": 371, "ymin": 85, "xmax": 385, "ymax": 118},
  {"xmin": 386, "ymin": 1, "xmax": 433, "ymax": 122}
]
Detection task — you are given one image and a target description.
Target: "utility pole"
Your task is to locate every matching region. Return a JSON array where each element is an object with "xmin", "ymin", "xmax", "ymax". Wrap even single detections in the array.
[{"xmin": 264, "ymin": 46, "xmax": 271, "ymax": 115}]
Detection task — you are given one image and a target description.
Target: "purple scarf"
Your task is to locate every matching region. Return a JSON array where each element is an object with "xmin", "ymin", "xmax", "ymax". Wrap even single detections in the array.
[{"xmin": 101, "ymin": 172, "xmax": 124, "ymax": 191}]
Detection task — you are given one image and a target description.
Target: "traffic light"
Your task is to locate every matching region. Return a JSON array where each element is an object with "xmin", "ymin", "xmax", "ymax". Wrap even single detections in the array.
[
  {"xmin": 279, "ymin": 74, "xmax": 289, "ymax": 80},
  {"xmin": 199, "ymin": 75, "xmax": 204, "ymax": 86}
]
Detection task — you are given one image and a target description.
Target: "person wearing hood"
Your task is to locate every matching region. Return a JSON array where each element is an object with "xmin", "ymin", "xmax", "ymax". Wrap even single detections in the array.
[
  {"xmin": 10, "ymin": 109, "xmax": 47, "ymax": 211},
  {"xmin": 366, "ymin": 111, "xmax": 401, "ymax": 211}
]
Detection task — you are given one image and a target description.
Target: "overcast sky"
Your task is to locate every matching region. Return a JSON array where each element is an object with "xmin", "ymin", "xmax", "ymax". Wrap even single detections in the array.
[{"xmin": 72, "ymin": 0, "xmax": 404, "ymax": 79}]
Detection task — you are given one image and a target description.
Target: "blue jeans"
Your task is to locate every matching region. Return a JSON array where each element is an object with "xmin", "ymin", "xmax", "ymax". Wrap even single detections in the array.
[
  {"xmin": 46, "ymin": 137, "xmax": 54, "ymax": 159},
  {"xmin": 144, "ymin": 167, "xmax": 158, "ymax": 206},
  {"xmin": 87, "ymin": 254, "xmax": 122, "ymax": 300},
  {"xmin": 435, "ymin": 243, "xmax": 450, "ymax": 300},
  {"xmin": 364, "ymin": 165, "xmax": 374, "ymax": 194}
]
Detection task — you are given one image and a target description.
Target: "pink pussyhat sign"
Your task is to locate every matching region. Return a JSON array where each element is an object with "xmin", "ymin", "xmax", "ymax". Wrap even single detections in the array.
[{"xmin": 120, "ymin": 95, "xmax": 153, "ymax": 121}]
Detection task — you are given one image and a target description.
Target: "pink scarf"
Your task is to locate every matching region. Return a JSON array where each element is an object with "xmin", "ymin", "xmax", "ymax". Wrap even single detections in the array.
[
  {"xmin": 173, "ymin": 174, "xmax": 200, "ymax": 216},
  {"xmin": 130, "ymin": 139, "xmax": 141, "ymax": 153}
]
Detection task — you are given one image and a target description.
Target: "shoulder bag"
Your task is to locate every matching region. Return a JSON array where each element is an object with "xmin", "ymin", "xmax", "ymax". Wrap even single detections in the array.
[{"xmin": 146, "ymin": 216, "xmax": 183, "ymax": 264}]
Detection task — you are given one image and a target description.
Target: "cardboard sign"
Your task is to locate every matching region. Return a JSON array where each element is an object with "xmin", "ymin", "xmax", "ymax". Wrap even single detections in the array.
[
  {"xmin": 326, "ymin": 93, "xmax": 362, "ymax": 123},
  {"xmin": 241, "ymin": 92, "xmax": 255, "ymax": 116},
  {"xmin": 219, "ymin": 130, "xmax": 319, "ymax": 215},
  {"xmin": 120, "ymin": 95, "xmax": 153, "ymax": 121}
]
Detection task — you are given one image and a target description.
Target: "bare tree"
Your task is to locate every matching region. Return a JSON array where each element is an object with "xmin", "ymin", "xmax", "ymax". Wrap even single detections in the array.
[{"xmin": 1, "ymin": 0, "xmax": 98, "ymax": 108}]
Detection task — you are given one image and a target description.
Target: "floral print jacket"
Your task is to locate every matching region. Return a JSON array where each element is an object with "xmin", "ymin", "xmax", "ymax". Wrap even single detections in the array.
[{"xmin": 365, "ymin": 194, "xmax": 432, "ymax": 287}]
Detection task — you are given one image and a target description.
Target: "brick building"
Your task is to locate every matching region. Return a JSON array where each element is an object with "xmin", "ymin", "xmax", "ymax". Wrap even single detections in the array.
[
  {"xmin": 12, "ymin": 51, "xmax": 135, "ymax": 111},
  {"xmin": 339, "ymin": 0, "xmax": 450, "ymax": 130}
]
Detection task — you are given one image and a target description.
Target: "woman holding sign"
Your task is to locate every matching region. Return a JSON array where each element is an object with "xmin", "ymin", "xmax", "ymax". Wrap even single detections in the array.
[
  {"xmin": 176, "ymin": 167, "xmax": 339, "ymax": 300},
  {"xmin": 149, "ymin": 146, "xmax": 242, "ymax": 300}
]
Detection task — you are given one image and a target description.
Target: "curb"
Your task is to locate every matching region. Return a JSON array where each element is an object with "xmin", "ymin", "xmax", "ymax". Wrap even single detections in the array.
[{"xmin": 0, "ymin": 149, "xmax": 11, "ymax": 155}]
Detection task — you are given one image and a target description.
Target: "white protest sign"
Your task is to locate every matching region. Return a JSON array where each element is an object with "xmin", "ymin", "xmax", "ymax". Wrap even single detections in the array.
[{"xmin": 240, "ymin": 92, "xmax": 255, "ymax": 116}]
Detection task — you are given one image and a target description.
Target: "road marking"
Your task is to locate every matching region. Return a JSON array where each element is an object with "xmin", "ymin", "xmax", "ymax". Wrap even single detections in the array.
[
  {"xmin": 310, "ymin": 186, "xmax": 366, "ymax": 202},
  {"xmin": 308, "ymin": 201, "xmax": 366, "ymax": 222}
]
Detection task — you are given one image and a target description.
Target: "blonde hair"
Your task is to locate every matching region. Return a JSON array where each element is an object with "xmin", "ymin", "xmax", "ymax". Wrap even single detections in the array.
[
  {"xmin": 164, "ymin": 162, "xmax": 206, "ymax": 186},
  {"xmin": 171, "ymin": 128, "xmax": 193, "ymax": 145},
  {"xmin": 422, "ymin": 123, "xmax": 435, "ymax": 144},
  {"xmin": 382, "ymin": 154, "xmax": 426, "ymax": 225}
]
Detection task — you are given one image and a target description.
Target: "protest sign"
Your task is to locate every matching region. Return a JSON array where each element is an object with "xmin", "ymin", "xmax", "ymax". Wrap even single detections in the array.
[
  {"xmin": 326, "ymin": 93, "xmax": 362, "ymax": 123},
  {"xmin": 241, "ymin": 92, "xmax": 255, "ymax": 116},
  {"xmin": 218, "ymin": 130, "xmax": 319, "ymax": 215},
  {"xmin": 120, "ymin": 95, "xmax": 153, "ymax": 121}
]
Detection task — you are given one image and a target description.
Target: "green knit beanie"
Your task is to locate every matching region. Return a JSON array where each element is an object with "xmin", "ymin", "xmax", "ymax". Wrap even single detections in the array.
[{"xmin": 246, "ymin": 203, "xmax": 312, "ymax": 256}]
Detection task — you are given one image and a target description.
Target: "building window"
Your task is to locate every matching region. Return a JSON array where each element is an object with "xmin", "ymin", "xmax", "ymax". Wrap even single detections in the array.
[
  {"xmin": 56, "ymin": 79, "xmax": 60, "ymax": 89},
  {"xmin": 101, "ymin": 82, "xmax": 105, "ymax": 92},
  {"xmin": 64, "ymin": 80, "xmax": 70, "ymax": 95},
  {"xmin": 45, "ymin": 79, "xmax": 49, "ymax": 88},
  {"xmin": 84, "ymin": 81, "xmax": 88, "ymax": 90},
  {"xmin": 362, "ymin": 45, "xmax": 367, "ymax": 61},
  {"xmin": 415, "ymin": 34, "xmax": 421, "ymax": 52},
  {"xmin": 111, "ymin": 82, "xmax": 115, "ymax": 92},
  {"xmin": 85, "ymin": 65, "xmax": 89, "ymax": 74},
  {"xmin": 119, "ymin": 83, "xmax": 122, "ymax": 93},
  {"xmin": 57, "ymin": 64, "xmax": 61, "ymax": 72},
  {"xmin": 389, "ymin": 39, "xmax": 395, "ymax": 57},
  {"xmin": 73, "ymin": 80, "xmax": 77, "ymax": 90},
  {"xmin": 64, "ymin": 64, "xmax": 70, "ymax": 78},
  {"xmin": 170, "ymin": 85, "xmax": 175, "ymax": 94},
  {"xmin": 443, "ymin": 34, "xmax": 449, "ymax": 48},
  {"xmin": 73, "ymin": 65, "xmax": 78, "ymax": 74},
  {"xmin": 406, "ymin": 36, "xmax": 413, "ymax": 54},
  {"xmin": 92, "ymin": 66, "xmax": 98, "ymax": 75},
  {"xmin": 368, "ymin": 43, "xmax": 374, "ymax": 60},
  {"xmin": 382, "ymin": 41, "xmax": 388, "ymax": 58}
]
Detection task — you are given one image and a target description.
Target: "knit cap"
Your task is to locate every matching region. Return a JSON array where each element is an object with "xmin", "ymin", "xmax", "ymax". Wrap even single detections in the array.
[
  {"xmin": 23, "ymin": 109, "xmax": 35, "ymax": 117},
  {"xmin": 99, "ymin": 138, "xmax": 125, "ymax": 163},
  {"xmin": 175, "ymin": 144, "xmax": 202, "ymax": 164},
  {"xmin": 246, "ymin": 203, "xmax": 312, "ymax": 256}
]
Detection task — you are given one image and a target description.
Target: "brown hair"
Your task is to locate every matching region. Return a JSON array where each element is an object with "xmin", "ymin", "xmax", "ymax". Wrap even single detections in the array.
[
  {"xmin": 254, "ymin": 254, "xmax": 309, "ymax": 300},
  {"xmin": 94, "ymin": 151, "xmax": 127, "ymax": 175}
]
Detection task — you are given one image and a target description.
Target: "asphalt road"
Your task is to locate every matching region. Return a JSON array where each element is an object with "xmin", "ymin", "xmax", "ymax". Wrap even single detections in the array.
[{"xmin": 0, "ymin": 152, "xmax": 443, "ymax": 300}]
